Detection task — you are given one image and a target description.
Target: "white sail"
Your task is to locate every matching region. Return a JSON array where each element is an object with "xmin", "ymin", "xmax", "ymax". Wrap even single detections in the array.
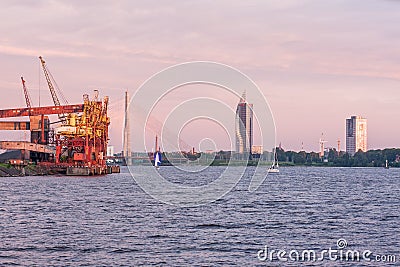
[
  {"xmin": 154, "ymin": 152, "xmax": 161, "ymax": 168},
  {"xmin": 268, "ymin": 149, "xmax": 280, "ymax": 173}
]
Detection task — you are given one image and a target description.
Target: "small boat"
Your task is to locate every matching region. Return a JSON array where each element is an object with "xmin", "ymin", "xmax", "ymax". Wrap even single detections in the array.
[
  {"xmin": 268, "ymin": 164, "xmax": 279, "ymax": 173},
  {"xmin": 154, "ymin": 151, "xmax": 162, "ymax": 169},
  {"xmin": 153, "ymin": 135, "xmax": 161, "ymax": 169},
  {"xmin": 268, "ymin": 150, "xmax": 279, "ymax": 173}
]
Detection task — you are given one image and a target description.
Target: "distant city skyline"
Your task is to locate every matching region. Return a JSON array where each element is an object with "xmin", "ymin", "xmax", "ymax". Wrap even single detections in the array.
[{"xmin": 0, "ymin": 1, "xmax": 399, "ymax": 152}]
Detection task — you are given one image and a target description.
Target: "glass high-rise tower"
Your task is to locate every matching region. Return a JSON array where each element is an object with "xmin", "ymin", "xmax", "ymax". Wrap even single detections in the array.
[
  {"xmin": 235, "ymin": 92, "xmax": 253, "ymax": 157},
  {"xmin": 346, "ymin": 115, "xmax": 367, "ymax": 156}
]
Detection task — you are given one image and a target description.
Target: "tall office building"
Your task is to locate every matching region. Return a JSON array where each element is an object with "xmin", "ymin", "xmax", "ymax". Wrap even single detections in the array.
[
  {"xmin": 235, "ymin": 92, "xmax": 253, "ymax": 156},
  {"xmin": 346, "ymin": 116, "xmax": 367, "ymax": 156}
]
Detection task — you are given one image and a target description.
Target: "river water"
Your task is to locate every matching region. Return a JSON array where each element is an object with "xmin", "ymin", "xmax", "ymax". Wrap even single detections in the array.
[{"xmin": 0, "ymin": 167, "xmax": 399, "ymax": 266}]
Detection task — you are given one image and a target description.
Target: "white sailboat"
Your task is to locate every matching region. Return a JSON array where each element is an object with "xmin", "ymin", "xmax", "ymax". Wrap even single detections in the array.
[
  {"xmin": 268, "ymin": 149, "xmax": 280, "ymax": 173},
  {"xmin": 154, "ymin": 151, "xmax": 161, "ymax": 169},
  {"xmin": 153, "ymin": 135, "xmax": 161, "ymax": 169}
]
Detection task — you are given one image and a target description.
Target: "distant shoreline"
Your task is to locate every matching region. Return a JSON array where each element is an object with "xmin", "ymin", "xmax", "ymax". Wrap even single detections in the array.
[
  {"xmin": 127, "ymin": 160, "xmax": 399, "ymax": 168},
  {"xmin": 207, "ymin": 161, "xmax": 399, "ymax": 168}
]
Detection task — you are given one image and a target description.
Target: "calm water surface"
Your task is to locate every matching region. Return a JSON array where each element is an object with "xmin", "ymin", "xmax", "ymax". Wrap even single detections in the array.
[{"xmin": 0, "ymin": 167, "xmax": 399, "ymax": 266}]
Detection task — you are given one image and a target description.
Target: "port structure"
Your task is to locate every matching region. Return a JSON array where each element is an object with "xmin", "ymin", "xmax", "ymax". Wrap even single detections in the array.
[
  {"xmin": 0, "ymin": 93, "xmax": 112, "ymax": 175},
  {"xmin": 0, "ymin": 102, "xmax": 82, "ymax": 157},
  {"xmin": 0, "ymin": 57, "xmax": 116, "ymax": 175},
  {"xmin": 53, "ymin": 92, "xmax": 111, "ymax": 175}
]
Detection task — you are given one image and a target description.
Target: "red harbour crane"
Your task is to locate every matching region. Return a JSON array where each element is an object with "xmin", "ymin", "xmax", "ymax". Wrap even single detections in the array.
[
  {"xmin": 39, "ymin": 56, "xmax": 68, "ymax": 122},
  {"xmin": 21, "ymin": 77, "xmax": 32, "ymax": 109}
]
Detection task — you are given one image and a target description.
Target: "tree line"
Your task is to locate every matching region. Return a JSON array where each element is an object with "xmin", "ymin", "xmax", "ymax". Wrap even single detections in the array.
[{"xmin": 275, "ymin": 147, "xmax": 400, "ymax": 167}]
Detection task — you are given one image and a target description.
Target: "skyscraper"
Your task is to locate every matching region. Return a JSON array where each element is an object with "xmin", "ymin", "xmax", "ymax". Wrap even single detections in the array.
[
  {"xmin": 235, "ymin": 92, "xmax": 253, "ymax": 157},
  {"xmin": 346, "ymin": 116, "xmax": 367, "ymax": 156}
]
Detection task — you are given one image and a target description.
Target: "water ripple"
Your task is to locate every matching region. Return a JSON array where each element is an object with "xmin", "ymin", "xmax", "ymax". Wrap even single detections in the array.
[{"xmin": 0, "ymin": 167, "xmax": 399, "ymax": 266}]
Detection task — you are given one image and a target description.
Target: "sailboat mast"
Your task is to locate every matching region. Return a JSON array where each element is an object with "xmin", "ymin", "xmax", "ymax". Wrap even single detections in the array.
[{"xmin": 155, "ymin": 135, "xmax": 158, "ymax": 152}]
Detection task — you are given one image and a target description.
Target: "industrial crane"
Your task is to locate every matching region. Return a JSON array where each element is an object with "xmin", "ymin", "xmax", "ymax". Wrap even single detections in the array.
[
  {"xmin": 20, "ymin": 77, "xmax": 32, "ymax": 109},
  {"xmin": 39, "ymin": 56, "xmax": 68, "ymax": 122},
  {"xmin": 21, "ymin": 76, "xmax": 49, "ymax": 144},
  {"xmin": 0, "ymin": 77, "xmax": 32, "ymax": 132}
]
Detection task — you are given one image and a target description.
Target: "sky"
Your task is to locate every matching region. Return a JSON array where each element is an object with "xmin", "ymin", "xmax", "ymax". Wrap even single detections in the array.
[{"xmin": 0, "ymin": 0, "xmax": 399, "ymax": 152}]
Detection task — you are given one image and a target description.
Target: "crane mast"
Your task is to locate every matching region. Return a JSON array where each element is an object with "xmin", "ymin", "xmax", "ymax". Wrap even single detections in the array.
[
  {"xmin": 39, "ymin": 56, "xmax": 68, "ymax": 122},
  {"xmin": 20, "ymin": 77, "xmax": 32, "ymax": 109},
  {"xmin": 39, "ymin": 56, "xmax": 61, "ymax": 106}
]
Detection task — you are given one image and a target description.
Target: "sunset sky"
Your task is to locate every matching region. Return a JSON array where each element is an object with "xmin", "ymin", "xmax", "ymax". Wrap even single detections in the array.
[{"xmin": 0, "ymin": 0, "xmax": 399, "ymax": 152}]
